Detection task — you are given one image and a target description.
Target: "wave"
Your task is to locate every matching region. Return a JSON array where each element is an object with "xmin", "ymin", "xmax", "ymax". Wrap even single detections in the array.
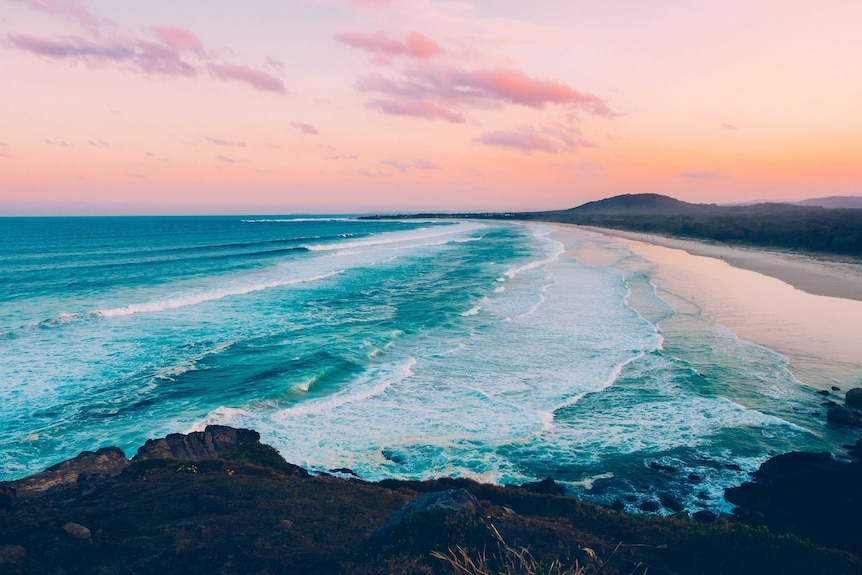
[
  {"xmin": 272, "ymin": 358, "xmax": 416, "ymax": 418},
  {"xmin": 242, "ymin": 217, "xmax": 356, "ymax": 223},
  {"xmin": 88, "ymin": 271, "xmax": 343, "ymax": 318},
  {"xmin": 501, "ymin": 237, "xmax": 565, "ymax": 281},
  {"xmin": 301, "ymin": 223, "xmax": 480, "ymax": 252},
  {"xmin": 514, "ymin": 277, "xmax": 556, "ymax": 320},
  {"xmin": 542, "ymin": 351, "xmax": 649, "ymax": 430}
]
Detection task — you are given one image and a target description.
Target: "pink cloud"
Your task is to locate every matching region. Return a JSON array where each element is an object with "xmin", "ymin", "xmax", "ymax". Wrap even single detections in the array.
[
  {"xmin": 476, "ymin": 125, "xmax": 595, "ymax": 154},
  {"xmin": 290, "ymin": 122, "xmax": 320, "ymax": 135},
  {"xmin": 207, "ymin": 137, "xmax": 246, "ymax": 147},
  {"xmin": 381, "ymin": 159, "xmax": 410, "ymax": 171},
  {"xmin": 9, "ymin": 4, "xmax": 287, "ymax": 95},
  {"xmin": 347, "ymin": 0, "xmax": 395, "ymax": 6},
  {"xmin": 366, "ymin": 98, "xmax": 466, "ymax": 123},
  {"xmin": 216, "ymin": 155, "xmax": 238, "ymax": 164},
  {"xmin": 12, "ymin": 0, "xmax": 112, "ymax": 32},
  {"xmin": 721, "ymin": 123, "xmax": 738, "ymax": 130},
  {"xmin": 152, "ymin": 26, "xmax": 203, "ymax": 53},
  {"xmin": 412, "ymin": 158, "xmax": 441, "ymax": 170},
  {"xmin": 209, "ymin": 62, "xmax": 286, "ymax": 93},
  {"xmin": 353, "ymin": 65, "xmax": 613, "ymax": 123},
  {"xmin": 335, "ymin": 30, "xmax": 442, "ymax": 60},
  {"xmin": 679, "ymin": 170, "xmax": 726, "ymax": 179}
]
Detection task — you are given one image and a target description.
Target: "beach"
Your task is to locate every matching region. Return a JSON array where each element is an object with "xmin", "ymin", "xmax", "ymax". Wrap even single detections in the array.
[{"xmin": 566, "ymin": 225, "xmax": 862, "ymax": 389}]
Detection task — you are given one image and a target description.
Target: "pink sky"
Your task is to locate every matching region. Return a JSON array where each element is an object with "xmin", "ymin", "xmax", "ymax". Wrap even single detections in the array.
[{"xmin": 1, "ymin": 0, "xmax": 861, "ymax": 214}]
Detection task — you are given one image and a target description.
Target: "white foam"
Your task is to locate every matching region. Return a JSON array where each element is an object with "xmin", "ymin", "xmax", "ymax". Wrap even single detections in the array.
[
  {"xmin": 93, "ymin": 271, "xmax": 343, "ymax": 317},
  {"xmin": 301, "ymin": 222, "xmax": 481, "ymax": 252},
  {"xmin": 501, "ymin": 228, "xmax": 565, "ymax": 280},
  {"xmin": 273, "ymin": 358, "xmax": 416, "ymax": 418},
  {"xmin": 242, "ymin": 217, "xmax": 354, "ymax": 223}
]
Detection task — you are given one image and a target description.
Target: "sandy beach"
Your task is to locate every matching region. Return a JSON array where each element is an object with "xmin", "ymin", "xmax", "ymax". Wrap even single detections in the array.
[{"xmin": 556, "ymin": 225, "xmax": 862, "ymax": 389}]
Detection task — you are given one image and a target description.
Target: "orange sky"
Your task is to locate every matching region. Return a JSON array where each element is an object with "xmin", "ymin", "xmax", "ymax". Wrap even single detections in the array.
[{"xmin": 1, "ymin": 0, "xmax": 861, "ymax": 214}]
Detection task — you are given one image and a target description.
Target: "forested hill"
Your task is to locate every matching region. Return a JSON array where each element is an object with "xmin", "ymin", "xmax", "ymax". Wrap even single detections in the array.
[{"xmin": 367, "ymin": 194, "xmax": 862, "ymax": 258}]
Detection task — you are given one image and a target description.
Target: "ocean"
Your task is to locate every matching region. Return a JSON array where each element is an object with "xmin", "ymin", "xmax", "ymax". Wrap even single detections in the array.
[{"xmin": 0, "ymin": 216, "xmax": 853, "ymax": 514}]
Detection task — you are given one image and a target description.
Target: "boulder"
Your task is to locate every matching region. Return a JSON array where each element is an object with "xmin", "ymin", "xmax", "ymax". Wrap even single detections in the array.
[
  {"xmin": 659, "ymin": 493, "xmax": 685, "ymax": 513},
  {"xmin": 520, "ymin": 476, "xmax": 566, "ymax": 495},
  {"xmin": 63, "ymin": 522, "xmax": 92, "ymax": 540},
  {"xmin": 845, "ymin": 387, "xmax": 862, "ymax": 408},
  {"xmin": 639, "ymin": 500, "xmax": 660, "ymax": 512},
  {"xmin": 692, "ymin": 510, "xmax": 718, "ymax": 523},
  {"xmin": 8, "ymin": 446, "xmax": 127, "ymax": 499},
  {"xmin": 133, "ymin": 425, "xmax": 260, "ymax": 461},
  {"xmin": 0, "ymin": 484, "xmax": 15, "ymax": 512},
  {"xmin": 827, "ymin": 405, "xmax": 859, "ymax": 426},
  {"xmin": 368, "ymin": 489, "xmax": 490, "ymax": 552},
  {"xmin": 0, "ymin": 545, "xmax": 26, "ymax": 564}
]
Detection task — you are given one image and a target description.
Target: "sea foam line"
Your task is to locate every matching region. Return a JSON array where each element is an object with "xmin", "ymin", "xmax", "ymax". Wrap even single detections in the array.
[
  {"xmin": 93, "ymin": 271, "xmax": 344, "ymax": 318},
  {"xmin": 302, "ymin": 222, "xmax": 482, "ymax": 252}
]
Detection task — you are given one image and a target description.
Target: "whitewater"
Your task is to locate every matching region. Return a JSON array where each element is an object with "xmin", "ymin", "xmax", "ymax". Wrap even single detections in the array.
[{"xmin": 0, "ymin": 216, "xmax": 853, "ymax": 514}]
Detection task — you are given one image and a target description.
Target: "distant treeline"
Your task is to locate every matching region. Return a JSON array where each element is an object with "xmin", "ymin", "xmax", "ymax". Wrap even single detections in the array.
[
  {"xmin": 366, "ymin": 197, "xmax": 862, "ymax": 259},
  {"xmin": 510, "ymin": 205, "xmax": 862, "ymax": 258}
]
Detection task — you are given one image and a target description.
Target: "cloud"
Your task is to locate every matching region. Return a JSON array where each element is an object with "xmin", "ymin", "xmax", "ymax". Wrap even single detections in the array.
[
  {"xmin": 346, "ymin": 0, "xmax": 395, "ymax": 6},
  {"xmin": 679, "ymin": 170, "xmax": 725, "ymax": 179},
  {"xmin": 87, "ymin": 139, "xmax": 109, "ymax": 148},
  {"xmin": 412, "ymin": 158, "xmax": 441, "ymax": 170},
  {"xmin": 0, "ymin": 142, "xmax": 8, "ymax": 147},
  {"xmin": 0, "ymin": 153, "xmax": 10, "ymax": 158},
  {"xmin": 476, "ymin": 125, "xmax": 594, "ymax": 154},
  {"xmin": 43, "ymin": 138, "xmax": 71, "ymax": 147},
  {"xmin": 290, "ymin": 122, "xmax": 320, "ymax": 135},
  {"xmin": 209, "ymin": 63, "xmax": 286, "ymax": 93},
  {"xmin": 216, "ymin": 155, "xmax": 238, "ymax": 164},
  {"xmin": 11, "ymin": 0, "xmax": 112, "ymax": 32},
  {"xmin": 721, "ymin": 123, "xmax": 737, "ymax": 130},
  {"xmin": 207, "ymin": 137, "xmax": 246, "ymax": 147},
  {"xmin": 128, "ymin": 172, "xmax": 147, "ymax": 179},
  {"xmin": 152, "ymin": 25, "xmax": 203, "ymax": 53},
  {"xmin": 353, "ymin": 169, "xmax": 393, "ymax": 177},
  {"xmin": 335, "ymin": 31, "xmax": 443, "ymax": 60},
  {"xmin": 381, "ymin": 159, "xmax": 410, "ymax": 171},
  {"xmin": 354, "ymin": 65, "xmax": 613, "ymax": 124},
  {"xmin": 366, "ymin": 98, "xmax": 466, "ymax": 123},
  {"xmin": 10, "ymin": 3, "xmax": 287, "ymax": 94}
]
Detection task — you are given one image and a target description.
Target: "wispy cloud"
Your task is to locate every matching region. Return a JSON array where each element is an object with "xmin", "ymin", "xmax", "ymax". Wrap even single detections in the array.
[
  {"xmin": 128, "ymin": 172, "xmax": 147, "ymax": 179},
  {"xmin": 207, "ymin": 137, "xmax": 246, "ymax": 148},
  {"xmin": 679, "ymin": 170, "xmax": 726, "ymax": 179},
  {"xmin": 216, "ymin": 155, "xmax": 238, "ymax": 164},
  {"xmin": 477, "ymin": 125, "xmax": 594, "ymax": 154},
  {"xmin": 209, "ymin": 63, "xmax": 286, "ymax": 93},
  {"xmin": 290, "ymin": 122, "xmax": 320, "ymax": 135},
  {"xmin": 381, "ymin": 158, "xmax": 442, "ymax": 171},
  {"xmin": 87, "ymin": 139, "xmax": 109, "ymax": 148},
  {"xmin": 721, "ymin": 123, "xmax": 737, "ymax": 130},
  {"xmin": 9, "ymin": 3, "xmax": 287, "ymax": 94},
  {"xmin": 335, "ymin": 30, "xmax": 443, "ymax": 61},
  {"xmin": 353, "ymin": 169, "xmax": 392, "ymax": 177}
]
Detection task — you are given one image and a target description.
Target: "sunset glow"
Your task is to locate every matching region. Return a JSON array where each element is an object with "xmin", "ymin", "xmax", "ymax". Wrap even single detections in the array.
[{"xmin": 2, "ymin": 0, "xmax": 861, "ymax": 214}]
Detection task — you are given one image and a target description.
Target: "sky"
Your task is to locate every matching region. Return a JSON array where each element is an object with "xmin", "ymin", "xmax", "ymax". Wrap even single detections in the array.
[{"xmin": 1, "ymin": 0, "xmax": 861, "ymax": 215}]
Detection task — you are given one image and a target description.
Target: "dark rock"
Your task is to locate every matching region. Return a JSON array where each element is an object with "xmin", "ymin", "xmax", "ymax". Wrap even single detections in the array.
[
  {"xmin": 827, "ymin": 405, "xmax": 860, "ymax": 426},
  {"xmin": 832, "ymin": 386, "xmax": 841, "ymax": 391},
  {"xmin": 687, "ymin": 473, "xmax": 702, "ymax": 483},
  {"xmin": 0, "ymin": 484, "xmax": 15, "ymax": 512},
  {"xmin": 520, "ymin": 476, "xmax": 565, "ymax": 495},
  {"xmin": 693, "ymin": 510, "xmax": 718, "ymax": 523},
  {"xmin": 849, "ymin": 439, "xmax": 862, "ymax": 459},
  {"xmin": 639, "ymin": 500, "xmax": 661, "ymax": 512},
  {"xmin": 724, "ymin": 463, "xmax": 743, "ymax": 471},
  {"xmin": 817, "ymin": 389, "xmax": 830, "ymax": 396},
  {"xmin": 63, "ymin": 521, "xmax": 92, "ymax": 540},
  {"xmin": 659, "ymin": 493, "xmax": 685, "ymax": 513},
  {"xmin": 329, "ymin": 467, "xmax": 360, "ymax": 478},
  {"xmin": 845, "ymin": 387, "xmax": 862, "ymax": 408},
  {"xmin": 726, "ymin": 451, "xmax": 862, "ymax": 555},
  {"xmin": 0, "ymin": 545, "xmax": 26, "ymax": 564},
  {"xmin": 697, "ymin": 491, "xmax": 710, "ymax": 500},
  {"xmin": 7, "ymin": 446, "xmax": 127, "ymax": 499},
  {"xmin": 133, "ymin": 425, "xmax": 261, "ymax": 461},
  {"xmin": 369, "ymin": 489, "xmax": 489, "ymax": 552},
  {"xmin": 611, "ymin": 499, "xmax": 625, "ymax": 512}
]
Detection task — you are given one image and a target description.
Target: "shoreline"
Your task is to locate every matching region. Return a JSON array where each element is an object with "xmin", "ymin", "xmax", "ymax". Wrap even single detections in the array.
[
  {"xmin": 576, "ymin": 226, "xmax": 862, "ymax": 302},
  {"xmin": 554, "ymin": 224, "xmax": 862, "ymax": 389}
]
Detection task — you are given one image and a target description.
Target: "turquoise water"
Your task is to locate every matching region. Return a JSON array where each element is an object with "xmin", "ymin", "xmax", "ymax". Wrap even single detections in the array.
[{"xmin": 0, "ymin": 216, "xmax": 852, "ymax": 513}]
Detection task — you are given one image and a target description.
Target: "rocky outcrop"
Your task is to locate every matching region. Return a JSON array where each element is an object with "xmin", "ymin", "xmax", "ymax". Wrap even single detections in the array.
[
  {"xmin": 845, "ymin": 387, "xmax": 862, "ymax": 408},
  {"xmin": 725, "ymin": 451, "xmax": 862, "ymax": 554},
  {"xmin": 368, "ymin": 489, "xmax": 490, "ymax": 553},
  {"xmin": 520, "ymin": 476, "xmax": 566, "ymax": 495},
  {"xmin": 3, "ymin": 447, "xmax": 127, "ymax": 499},
  {"xmin": 827, "ymin": 405, "xmax": 860, "ymax": 426},
  {"xmin": 133, "ymin": 425, "xmax": 261, "ymax": 461},
  {"xmin": 62, "ymin": 522, "xmax": 91, "ymax": 541}
]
